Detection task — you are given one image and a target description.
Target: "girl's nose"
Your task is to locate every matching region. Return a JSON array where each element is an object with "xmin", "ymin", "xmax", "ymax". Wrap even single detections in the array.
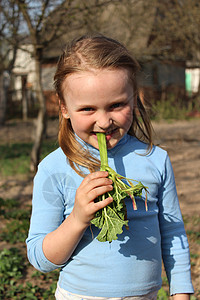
[{"xmin": 96, "ymin": 113, "xmax": 112, "ymax": 129}]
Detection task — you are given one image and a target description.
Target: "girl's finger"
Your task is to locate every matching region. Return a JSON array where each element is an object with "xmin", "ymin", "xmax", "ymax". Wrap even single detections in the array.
[
  {"xmin": 93, "ymin": 196, "xmax": 113, "ymax": 212},
  {"xmin": 89, "ymin": 184, "xmax": 113, "ymax": 200},
  {"xmin": 78, "ymin": 176, "xmax": 112, "ymax": 198},
  {"xmin": 82, "ymin": 171, "xmax": 109, "ymax": 186},
  {"xmin": 87, "ymin": 176, "xmax": 112, "ymax": 191}
]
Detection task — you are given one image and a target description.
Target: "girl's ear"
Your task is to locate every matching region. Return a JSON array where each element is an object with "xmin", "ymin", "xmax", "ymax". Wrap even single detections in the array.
[{"xmin": 60, "ymin": 103, "xmax": 70, "ymax": 119}]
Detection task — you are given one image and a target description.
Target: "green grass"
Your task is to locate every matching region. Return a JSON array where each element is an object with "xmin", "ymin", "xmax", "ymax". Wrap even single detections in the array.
[
  {"xmin": 0, "ymin": 140, "xmax": 58, "ymax": 176},
  {"xmin": 184, "ymin": 215, "xmax": 200, "ymax": 245},
  {"xmin": 0, "ymin": 196, "xmax": 59, "ymax": 299},
  {"xmin": 150, "ymin": 95, "xmax": 197, "ymax": 121},
  {"xmin": 0, "ymin": 219, "xmax": 30, "ymax": 243},
  {"xmin": 157, "ymin": 287, "xmax": 168, "ymax": 299},
  {"xmin": 0, "ymin": 197, "xmax": 31, "ymax": 244},
  {"xmin": 0, "ymin": 245, "xmax": 58, "ymax": 299},
  {"xmin": 0, "ymin": 247, "xmax": 25, "ymax": 285}
]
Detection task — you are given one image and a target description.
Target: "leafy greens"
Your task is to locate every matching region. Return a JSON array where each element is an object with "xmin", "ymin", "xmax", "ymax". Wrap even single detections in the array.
[{"xmin": 91, "ymin": 133, "xmax": 148, "ymax": 242}]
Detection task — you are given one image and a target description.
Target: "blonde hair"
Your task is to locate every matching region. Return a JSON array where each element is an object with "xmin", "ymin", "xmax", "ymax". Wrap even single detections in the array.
[{"xmin": 54, "ymin": 33, "xmax": 153, "ymax": 177}]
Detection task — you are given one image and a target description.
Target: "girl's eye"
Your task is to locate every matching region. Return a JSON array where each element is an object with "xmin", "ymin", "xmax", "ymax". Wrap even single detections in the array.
[
  {"xmin": 111, "ymin": 102, "xmax": 124, "ymax": 109},
  {"xmin": 81, "ymin": 107, "xmax": 94, "ymax": 112}
]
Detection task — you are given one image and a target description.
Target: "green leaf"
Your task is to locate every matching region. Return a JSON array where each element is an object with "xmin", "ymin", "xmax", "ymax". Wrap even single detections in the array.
[{"xmin": 91, "ymin": 206, "xmax": 128, "ymax": 242}]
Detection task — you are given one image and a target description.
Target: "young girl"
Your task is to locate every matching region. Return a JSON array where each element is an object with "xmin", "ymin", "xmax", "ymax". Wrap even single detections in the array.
[{"xmin": 26, "ymin": 34, "xmax": 194, "ymax": 299}]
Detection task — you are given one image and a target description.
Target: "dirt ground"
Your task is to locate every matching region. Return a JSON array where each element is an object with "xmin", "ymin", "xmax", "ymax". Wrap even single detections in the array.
[
  {"xmin": 152, "ymin": 119, "xmax": 200, "ymax": 216},
  {"xmin": 0, "ymin": 118, "xmax": 200, "ymax": 297}
]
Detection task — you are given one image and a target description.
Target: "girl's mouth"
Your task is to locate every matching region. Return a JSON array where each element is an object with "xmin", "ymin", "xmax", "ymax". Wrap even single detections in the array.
[
  {"xmin": 105, "ymin": 129, "xmax": 117, "ymax": 141},
  {"xmin": 92, "ymin": 128, "xmax": 117, "ymax": 141}
]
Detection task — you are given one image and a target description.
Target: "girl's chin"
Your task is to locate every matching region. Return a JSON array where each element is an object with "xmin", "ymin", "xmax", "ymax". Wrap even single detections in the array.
[{"xmin": 106, "ymin": 139, "xmax": 119, "ymax": 149}]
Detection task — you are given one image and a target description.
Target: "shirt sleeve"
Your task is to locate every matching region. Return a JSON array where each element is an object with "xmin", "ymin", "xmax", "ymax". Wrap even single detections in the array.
[
  {"xmin": 158, "ymin": 154, "xmax": 194, "ymax": 295},
  {"xmin": 26, "ymin": 163, "xmax": 66, "ymax": 272}
]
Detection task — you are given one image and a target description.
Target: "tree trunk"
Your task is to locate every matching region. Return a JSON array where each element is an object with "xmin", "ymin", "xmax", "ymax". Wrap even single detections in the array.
[
  {"xmin": 0, "ymin": 73, "xmax": 7, "ymax": 125},
  {"xmin": 22, "ymin": 75, "xmax": 28, "ymax": 121},
  {"xmin": 30, "ymin": 55, "xmax": 46, "ymax": 173}
]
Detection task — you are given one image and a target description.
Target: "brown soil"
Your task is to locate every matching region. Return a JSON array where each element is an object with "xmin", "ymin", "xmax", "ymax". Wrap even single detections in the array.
[
  {"xmin": 152, "ymin": 120, "xmax": 200, "ymax": 298},
  {"xmin": 0, "ymin": 118, "xmax": 200, "ymax": 298}
]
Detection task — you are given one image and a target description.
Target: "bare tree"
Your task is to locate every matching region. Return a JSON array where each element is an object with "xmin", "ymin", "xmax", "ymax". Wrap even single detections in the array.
[
  {"xmin": 0, "ymin": 0, "xmax": 21, "ymax": 125},
  {"xmin": 147, "ymin": 0, "xmax": 200, "ymax": 63},
  {"xmin": 109, "ymin": 0, "xmax": 156, "ymax": 58},
  {"xmin": 15, "ymin": 0, "xmax": 78, "ymax": 172},
  {"xmin": 109, "ymin": 0, "xmax": 200, "ymax": 65}
]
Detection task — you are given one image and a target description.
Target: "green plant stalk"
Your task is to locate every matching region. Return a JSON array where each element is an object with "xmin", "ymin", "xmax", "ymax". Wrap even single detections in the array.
[{"xmin": 91, "ymin": 133, "xmax": 148, "ymax": 242}]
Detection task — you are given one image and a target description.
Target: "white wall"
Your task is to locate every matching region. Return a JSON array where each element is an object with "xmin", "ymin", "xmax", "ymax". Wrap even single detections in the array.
[
  {"xmin": 185, "ymin": 68, "xmax": 200, "ymax": 93},
  {"xmin": 12, "ymin": 44, "xmax": 36, "ymax": 101}
]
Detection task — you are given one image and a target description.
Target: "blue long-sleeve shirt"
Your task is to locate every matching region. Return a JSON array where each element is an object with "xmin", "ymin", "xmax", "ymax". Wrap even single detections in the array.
[{"xmin": 26, "ymin": 134, "xmax": 194, "ymax": 297}]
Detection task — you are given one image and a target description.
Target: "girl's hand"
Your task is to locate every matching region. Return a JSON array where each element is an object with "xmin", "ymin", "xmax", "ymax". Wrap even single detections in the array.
[
  {"xmin": 43, "ymin": 171, "xmax": 113, "ymax": 265},
  {"xmin": 71, "ymin": 171, "xmax": 113, "ymax": 228}
]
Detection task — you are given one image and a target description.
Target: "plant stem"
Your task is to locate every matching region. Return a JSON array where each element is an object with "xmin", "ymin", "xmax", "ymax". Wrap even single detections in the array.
[{"xmin": 96, "ymin": 133, "xmax": 108, "ymax": 168}]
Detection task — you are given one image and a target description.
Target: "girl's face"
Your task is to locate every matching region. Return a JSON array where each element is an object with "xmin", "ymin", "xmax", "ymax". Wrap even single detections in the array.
[{"xmin": 61, "ymin": 68, "xmax": 134, "ymax": 149}]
